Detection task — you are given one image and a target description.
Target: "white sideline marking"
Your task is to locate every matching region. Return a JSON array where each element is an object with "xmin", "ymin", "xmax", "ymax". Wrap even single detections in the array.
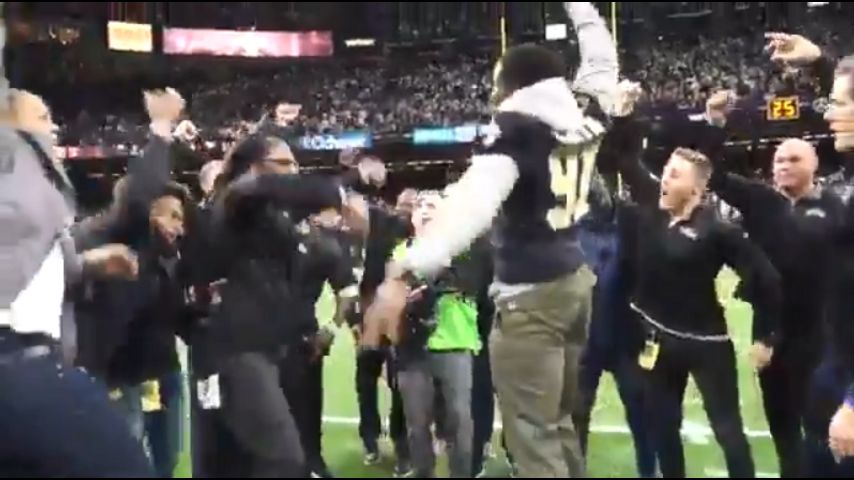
[
  {"xmin": 321, "ymin": 416, "xmax": 772, "ymax": 439},
  {"xmin": 705, "ymin": 468, "xmax": 777, "ymax": 478}
]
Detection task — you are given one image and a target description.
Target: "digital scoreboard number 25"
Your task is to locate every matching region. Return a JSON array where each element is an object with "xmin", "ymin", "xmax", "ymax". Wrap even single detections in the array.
[{"xmin": 767, "ymin": 97, "xmax": 800, "ymax": 121}]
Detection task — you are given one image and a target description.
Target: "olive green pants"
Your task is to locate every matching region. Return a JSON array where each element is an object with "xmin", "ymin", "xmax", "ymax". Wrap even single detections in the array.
[{"xmin": 490, "ymin": 266, "xmax": 596, "ymax": 478}]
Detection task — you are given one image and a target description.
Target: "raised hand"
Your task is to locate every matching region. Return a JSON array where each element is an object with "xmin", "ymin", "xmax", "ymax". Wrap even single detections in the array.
[
  {"xmin": 764, "ymin": 32, "xmax": 821, "ymax": 66},
  {"xmin": 612, "ymin": 80, "xmax": 643, "ymax": 117},
  {"xmin": 357, "ymin": 157, "xmax": 388, "ymax": 188},
  {"xmin": 275, "ymin": 103, "xmax": 301, "ymax": 126},
  {"xmin": 145, "ymin": 88, "xmax": 185, "ymax": 139},
  {"xmin": 144, "ymin": 87, "xmax": 185, "ymax": 122},
  {"xmin": 341, "ymin": 193, "xmax": 370, "ymax": 236},
  {"xmin": 706, "ymin": 90, "xmax": 733, "ymax": 127},
  {"xmin": 173, "ymin": 119, "xmax": 198, "ymax": 142}
]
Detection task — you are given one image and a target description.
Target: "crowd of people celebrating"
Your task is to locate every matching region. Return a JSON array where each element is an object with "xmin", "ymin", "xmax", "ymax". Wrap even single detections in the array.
[
  {"xmin": 7, "ymin": 1, "xmax": 854, "ymax": 479},
  {"xmin": 42, "ymin": 12, "xmax": 854, "ymax": 153}
]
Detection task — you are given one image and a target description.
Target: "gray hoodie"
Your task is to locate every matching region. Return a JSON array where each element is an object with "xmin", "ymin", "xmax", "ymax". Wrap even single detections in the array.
[{"xmin": 0, "ymin": 127, "xmax": 76, "ymax": 310}]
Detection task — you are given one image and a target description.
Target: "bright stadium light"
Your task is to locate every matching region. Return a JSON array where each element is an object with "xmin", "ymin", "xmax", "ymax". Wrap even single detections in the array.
[
  {"xmin": 345, "ymin": 38, "xmax": 376, "ymax": 48},
  {"xmin": 545, "ymin": 23, "xmax": 568, "ymax": 41}
]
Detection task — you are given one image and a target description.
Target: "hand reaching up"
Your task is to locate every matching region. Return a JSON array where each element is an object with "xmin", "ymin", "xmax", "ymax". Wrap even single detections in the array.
[
  {"xmin": 764, "ymin": 32, "xmax": 821, "ymax": 66},
  {"xmin": 706, "ymin": 90, "xmax": 733, "ymax": 127},
  {"xmin": 173, "ymin": 119, "xmax": 198, "ymax": 142},
  {"xmin": 357, "ymin": 157, "xmax": 388, "ymax": 188},
  {"xmin": 144, "ymin": 88, "xmax": 185, "ymax": 138},
  {"xmin": 274, "ymin": 103, "xmax": 301, "ymax": 126},
  {"xmin": 612, "ymin": 80, "xmax": 643, "ymax": 117}
]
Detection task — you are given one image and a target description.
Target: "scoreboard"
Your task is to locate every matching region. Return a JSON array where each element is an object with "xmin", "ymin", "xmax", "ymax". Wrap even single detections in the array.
[{"xmin": 767, "ymin": 96, "xmax": 800, "ymax": 121}]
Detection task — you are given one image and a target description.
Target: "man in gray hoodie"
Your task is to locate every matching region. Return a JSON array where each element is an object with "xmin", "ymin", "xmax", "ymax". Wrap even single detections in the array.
[{"xmin": 367, "ymin": 3, "xmax": 618, "ymax": 477}]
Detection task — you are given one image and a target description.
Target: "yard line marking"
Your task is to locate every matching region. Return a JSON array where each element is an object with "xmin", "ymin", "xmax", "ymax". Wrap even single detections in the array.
[
  {"xmin": 705, "ymin": 468, "xmax": 777, "ymax": 478},
  {"xmin": 321, "ymin": 416, "xmax": 772, "ymax": 438}
]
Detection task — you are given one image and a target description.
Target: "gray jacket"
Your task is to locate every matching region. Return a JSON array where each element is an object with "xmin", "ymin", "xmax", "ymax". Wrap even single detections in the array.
[{"xmin": 0, "ymin": 127, "xmax": 77, "ymax": 309}]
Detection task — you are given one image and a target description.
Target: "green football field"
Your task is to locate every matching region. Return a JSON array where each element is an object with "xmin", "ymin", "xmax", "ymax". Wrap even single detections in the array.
[{"xmin": 175, "ymin": 269, "xmax": 781, "ymax": 478}]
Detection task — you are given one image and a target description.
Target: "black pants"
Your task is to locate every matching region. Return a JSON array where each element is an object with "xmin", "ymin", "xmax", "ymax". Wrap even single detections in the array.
[
  {"xmin": 577, "ymin": 350, "xmax": 656, "ymax": 477},
  {"xmin": 218, "ymin": 351, "xmax": 306, "ymax": 478},
  {"xmin": 804, "ymin": 357, "xmax": 854, "ymax": 477},
  {"xmin": 0, "ymin": 332, "xmax": 152, "ymax": 477},
  {"xmin": 279, "ymin": 346, "xmax": 325, "ymax": 471},
  {"xmin": 191, "ymin": 361, "xmax": 266, "ymax": 479},
  {"xmin": 759, "ymin": 335, "xmax": 821, "ymax": 478},
  {"xmin": 647, "ymin": 335, "xmax": 754, "ymax": 478},
  {"xmin": 356, "ymin": 348, "xmax": 408, "ymax": 459},
  {"xmin": 191, "ymin": 404, "xmax": 250, "ymax": 478}
]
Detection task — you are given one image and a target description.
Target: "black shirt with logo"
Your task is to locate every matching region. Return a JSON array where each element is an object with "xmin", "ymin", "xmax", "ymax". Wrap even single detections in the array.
[
  {"xmin": 612, "ymin": 117, "xmax": 782, "ymax": 343},
  {"xmin": 293, "ymin": 226, "xmax": 358, "ymax": 334},
  {"xmin": 710, "ymin": 170, "xmax": 846, "ymax": 341}
]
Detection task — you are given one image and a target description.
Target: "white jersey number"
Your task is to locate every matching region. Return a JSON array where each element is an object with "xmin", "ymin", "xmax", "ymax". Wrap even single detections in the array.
[{"xmin": 547, "ymin": 142, "xmax": 599, "ymax": 230}]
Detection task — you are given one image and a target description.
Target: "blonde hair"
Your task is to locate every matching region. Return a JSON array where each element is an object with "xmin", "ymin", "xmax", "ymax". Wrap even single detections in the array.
[{"xmin": 672, "ymin": 147, "xmax": 713, "ymax": 184}]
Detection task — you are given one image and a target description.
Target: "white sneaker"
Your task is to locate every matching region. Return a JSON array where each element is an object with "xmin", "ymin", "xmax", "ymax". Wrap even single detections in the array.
[
  {"xmin": 484, "ymin": 441, "xmax": 495, "ymax": 460},
  {"xmin": 363, "ymin": 451, "xmax": 380, "ymax": 466}
]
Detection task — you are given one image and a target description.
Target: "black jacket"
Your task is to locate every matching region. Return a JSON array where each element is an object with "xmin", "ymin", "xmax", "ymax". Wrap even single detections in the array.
[
  {"xmin": 612, "ymin": 116, "xmax": 782, "ymax": 344},
  {"xmin": 73, "ymin": 134, "xmax": 201, "ymax": 385},
  {"xmin": 194, "ymin": 174, "xmax": 344, "ymax": 358},
  {"xmin": 72, "ymin": 134, "xmax": 181, "ymax": 381},
  {"xmin": 822, "ymin": 153, "xmax": 854, "ymax": 379},
  {"xmin": 292, "ymin": 225, "xmax": 359, "ymax": 333},
  {"xmin": 709, "ymin": 168, "xmax": 845, "ymax": 341},
  {"xmin": 103, "ymin": 249, "xmax": 190, "ymax": 386}
]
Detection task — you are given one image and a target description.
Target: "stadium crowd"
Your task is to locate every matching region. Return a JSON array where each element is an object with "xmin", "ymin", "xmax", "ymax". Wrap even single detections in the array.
[
  {"xmin": 46, "ymin": 14, "xmax": 854, "ymax": 151},
  {"xmin": 8, "ymin": 2, "xmax": 854, "ymax": 480}
]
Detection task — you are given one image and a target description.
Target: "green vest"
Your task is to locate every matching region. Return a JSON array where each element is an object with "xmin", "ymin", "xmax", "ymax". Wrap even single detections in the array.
[{"xmin": 392, "ymin": 242, "xmax": 481, "ymax": 353}]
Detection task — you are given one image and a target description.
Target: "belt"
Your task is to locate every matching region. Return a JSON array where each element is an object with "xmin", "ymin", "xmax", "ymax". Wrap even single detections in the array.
[
  {"xmin": 428, "ymin": 348, "xmax": 471, "ymax": 354},
  {"xmin": 630, "ymin": 303, "xmax": 730, "ymax": 343}
]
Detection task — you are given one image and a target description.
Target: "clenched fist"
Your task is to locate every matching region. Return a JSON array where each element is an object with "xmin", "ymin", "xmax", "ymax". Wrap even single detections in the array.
[
  {"xmin": 82, "ymin": 244, "xmax": 138, "ymax": 280},
  {"xmin": 275, "ymin": 103, "xmax": 301, "ymax": 126},
  {"xmin": 706, "ymin": 90, "xmax": 733, "ymax": 128},
  {"xmin": 357, "ymin": 157, "xmax": 387, "ymax": 188},
  {"xmin": 144, "ymin": 87, "xmax": 185, "ymax": 127},
  {"xmin": 612, "ymin": 80, "xmax": 643, "ymax": 118}
]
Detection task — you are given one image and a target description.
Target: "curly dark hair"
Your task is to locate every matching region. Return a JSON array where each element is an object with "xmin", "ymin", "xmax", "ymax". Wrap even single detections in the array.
[{"xmin": 494, "ymin": 43, "xmax": 566, "ymax": 103}]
